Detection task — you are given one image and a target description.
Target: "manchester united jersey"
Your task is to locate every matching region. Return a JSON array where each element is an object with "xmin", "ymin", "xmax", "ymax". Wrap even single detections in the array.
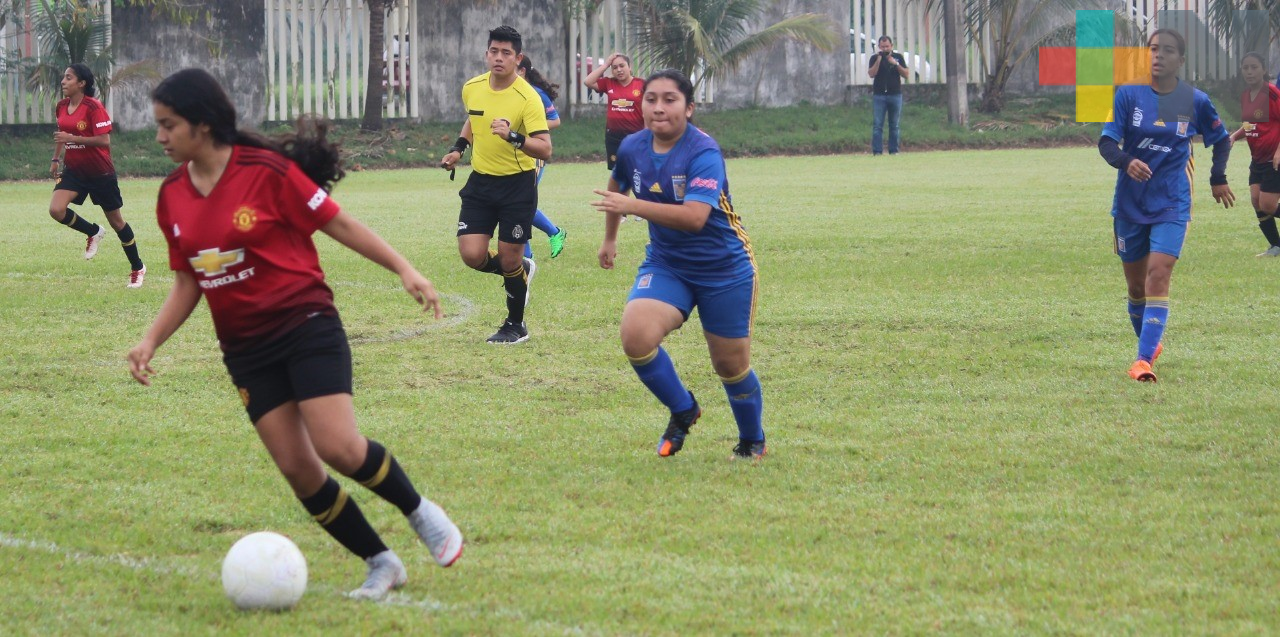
[
  {"xmin": 56, "ymin": 96, "xmax": 114, "ymax": 176},
  {"xmin": 597, "ymin": 77, "xmax": 645, "ymax": 134},
  {"xmin": 156, "ymin": 145, "xmax": 341, "ymax": 351},
  {"xmin": 1240, "ymin": 83, "xmax": 1280, "ymax": 163}
]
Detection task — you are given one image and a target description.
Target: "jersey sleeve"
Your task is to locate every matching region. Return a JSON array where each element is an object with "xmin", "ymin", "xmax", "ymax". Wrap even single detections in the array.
[
  {"xmin": 1196, "ymin": 93, "xmax": 1228, "ymax": 147},
  {"xmin": 88, "ymin": 101, "xmax": 113, "ymax": 135},
  {"xmin": 156, "ymin": 190, "xmax": 193, "ymax": 274},
  {"xmin": 682, "ymin": 149, "xmax": 727, "ymax": 208},
  {"xmin": 1270, "ymin": 86, "xmax": 1280, "ymax": 124},
  {"xmin": 596, "ymin": 77, "xmax": 615, "ymax": 93},
  {"xmin": 276, "ymin": 163, "xmax": 342, "ymax": 235},
  {"xmin": 538, "ymin": 89, "xmax": 559, "ymax": 121},
  {"xmin": 1100, "ymin": 89, "xmax": 1127, "ymax": 142},
  {"xmin": 522, "ymin": 89, "xmax": 550, "ymax": 136}
]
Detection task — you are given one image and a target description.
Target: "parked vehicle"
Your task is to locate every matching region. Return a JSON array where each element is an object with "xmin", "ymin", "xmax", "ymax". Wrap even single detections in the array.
[{"xmin": 850, "ymin": 29, "xmax": 934, "ymax": 85}]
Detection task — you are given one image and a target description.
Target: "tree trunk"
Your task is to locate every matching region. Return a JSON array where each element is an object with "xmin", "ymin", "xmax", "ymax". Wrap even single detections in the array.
[
  {"xmin": 942, "ymin": 0, "xmax": 968, "ymax": 126},
  {"xmin": 361, "ymin": 0, "xmax": 387, "ymax": 132}
]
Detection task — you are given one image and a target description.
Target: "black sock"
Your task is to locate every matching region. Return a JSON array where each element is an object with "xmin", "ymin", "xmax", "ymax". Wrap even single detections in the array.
[
  {"xmin": 1258, "ymin": 212, "xmax": 1280, "ymax": 247},
  {"xmin": 477, "ymin": 249, "xmax": 503, "ymax": 275},
  {"xmin": 502, "ymin": 261, "xmax": 528, "ymax": 324},
  {"xmin": 115, "ymin": 223, "xmax": 144, "ymax": 270},
  {"xmin": 60, "ymin": 208, "xmax": 100, "ymax": 237},
  {"xmin": 298, "ymin": 476, "xmax": 388, "ymax": 559},
  {"xmin": 348, "ymin": 439, "xmax": 422, "ymax": 516}
]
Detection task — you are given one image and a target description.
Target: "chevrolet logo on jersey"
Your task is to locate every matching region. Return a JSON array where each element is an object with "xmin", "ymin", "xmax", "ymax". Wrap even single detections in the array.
[
  {"xmin": 189, "ymin": 247, "xmax": 245, "ymax": 276},
  {"xmin": 611, "ymin": 98, "xmax": 635, "ymax": 109}
]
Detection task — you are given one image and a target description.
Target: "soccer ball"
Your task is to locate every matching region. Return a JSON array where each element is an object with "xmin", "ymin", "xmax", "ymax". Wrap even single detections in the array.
[{"xmin": 221, "ymin": 531, "xmax": 307, "ymax": 610}]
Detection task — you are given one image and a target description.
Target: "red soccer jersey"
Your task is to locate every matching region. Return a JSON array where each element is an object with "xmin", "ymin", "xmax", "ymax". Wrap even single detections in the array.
[
  {"xmin": 597, "ymin": 76, "xmax": 646, "ymax": 134},
  {"xmin": 56, "ymin": 97, "xmax": 114, "ymax": 176},
  {"xmin": 156, "ymin": 145, "xmax": 342, "ymax": 351},
  {"xmin": 1242, "ymin": 83, "xmax": 1280, "ymax": 163}
]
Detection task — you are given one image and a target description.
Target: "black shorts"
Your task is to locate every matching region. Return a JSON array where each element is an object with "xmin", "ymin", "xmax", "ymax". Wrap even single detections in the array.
[
  {"xmin": 605, "ymin": 129, "xmax": 635, "ymax": 170},
  {"xmin": 54, "ymin": 170, "xmax": 123, "ymax": 212},
  {"xmin": 458, "ymin": 170, "xmax": 537, "ymax": 244},
  {"xmin": 221, "ymin": 313, "xmax": 353, "ymax": 423},
  {"xmin": 1249, "ymin": 160, "xmax": 1280, "ymax": 194}
]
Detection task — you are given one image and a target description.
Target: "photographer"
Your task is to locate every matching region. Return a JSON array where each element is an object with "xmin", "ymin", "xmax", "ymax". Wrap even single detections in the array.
[{"xmin": 868, "ymin": 35, "xmax": 908, "ymax": 155}]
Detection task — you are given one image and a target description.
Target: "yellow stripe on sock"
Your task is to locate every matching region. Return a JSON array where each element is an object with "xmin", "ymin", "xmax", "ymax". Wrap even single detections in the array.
[
  {"xmin": 359, "ymin": 454, "xmax": 392, "ymax": 489},
  {"xmin": 121, "ymin": 239, "xmax": 135, "ymax": 247},
  {"xmin": 720, "ymin": 368, "xmax": 752, "ymax": 384},
  {"xmin": 313, "ymin": 488, "xmax": 349, "ymax": 526},
  {"xmin": 627, "ymin": 348, "xmax": 659, "ymax": 366}
]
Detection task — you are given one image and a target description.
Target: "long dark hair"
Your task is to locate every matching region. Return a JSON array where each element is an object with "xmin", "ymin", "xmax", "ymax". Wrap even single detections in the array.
[
  {"xmin": 68, "ymin": 63, "xmax": 96, "ymax": 98},
  {"xmin": 150, "ymin": 68, "xmax": 345, "ymax": 191},
  {"xmin": 519, "ymin": 55, "xmax": 559, "ymax": 101}
]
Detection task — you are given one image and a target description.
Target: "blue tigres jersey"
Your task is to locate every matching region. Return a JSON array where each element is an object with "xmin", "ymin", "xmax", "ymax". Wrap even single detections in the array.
[
  {"xmin": 533, "ymin": 86, "xmax": 559, "ymax": 122},
  {"xmin": 612, "ymin": 124, "xmax": 756, "ymax": 286},
  {"xmin": 1101, "ymin": 81, "xmax": 1227, "ymax": 223}
]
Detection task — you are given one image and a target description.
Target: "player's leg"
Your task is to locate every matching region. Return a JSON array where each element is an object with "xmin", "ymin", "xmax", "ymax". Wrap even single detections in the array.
[
  {"xmin": 1116, "ymin": 219, "xmax": 1158, "ymax": 381},
  {"xmin": 49, "ymin": 186, "xmax": 104, "ymax": 256},
  {"xmin": 1255, "ymin": 172, "xmax": 1280, "ymax": 256},
  {"xmin": 622, "ymin": 270, "xmax": 699, "ymax": 456},
  {"xmin": 697, "ymin": 275, "xmax": 764, "ymax": 459},
  {"xmin": 457, "ymin": 172, "xmax": 503, "ymax": 274},
  {"xmin": 103, "ymin": 204, "xmax": 145, "ymax": 287},
  {"xmin": 487, "ymin": 171, "xmax": 537, "ymax": 343}
]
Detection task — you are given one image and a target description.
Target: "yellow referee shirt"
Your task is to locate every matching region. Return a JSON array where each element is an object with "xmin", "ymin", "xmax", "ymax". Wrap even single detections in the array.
[{"xmin": 462, "ymin": 73, "xmax": 549, "ymax": 176}]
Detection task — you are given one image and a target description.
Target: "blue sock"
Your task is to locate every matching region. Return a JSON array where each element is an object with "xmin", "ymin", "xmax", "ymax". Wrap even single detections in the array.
[
  {"xmin": 722, "ymin": 369, "xmax": 763, "ymax": 442},
  {"xmin": 533, "ymin": 210, "xmax": 558, "ymax": 236},
  {"xmin": 629, "ymin": 347, "xmax": 694, "ymax": 413},
  {"xmin": 524, "ymin": 242, "xmax": 533, "ymax": 259},
  {"xmin": 1137, "ymin": 297, "xmax": 1168, "ymax": 362},
  {"xmin": 1127, "ymin": 296, "xmax": 1145, "ymax": 338}
]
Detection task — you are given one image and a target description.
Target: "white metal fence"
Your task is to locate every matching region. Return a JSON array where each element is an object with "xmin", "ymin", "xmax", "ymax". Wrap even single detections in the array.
[
  {"xmin": 265, "ymin": 0, "xmax": 417, "ymax": 122},
  {"xmin": 0, "ymin": 0, "xmax": 113, "ymax": 126},
  {"xmin": 850, "ymin": 0, "xmax": 980, "ymax": 86}
]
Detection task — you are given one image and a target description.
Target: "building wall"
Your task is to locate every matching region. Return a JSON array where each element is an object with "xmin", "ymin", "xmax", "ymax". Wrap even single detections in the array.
[
  {"xmin": 112, "ymin": 1, "xmax": 266, "ymax": 131},
  {"xmin": 714, "ymin": 0, "xmax": 850, "ymax": 108}
]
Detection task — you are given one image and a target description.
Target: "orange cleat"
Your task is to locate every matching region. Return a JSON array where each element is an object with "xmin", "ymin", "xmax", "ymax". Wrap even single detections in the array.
[
  {"xmin": 1152, "ymin": 342, "xmax": 1163, "ymax": 363},
  {"xmin": 1128, "ymin": 360, "xmax": 1157, "ymax": 382}
]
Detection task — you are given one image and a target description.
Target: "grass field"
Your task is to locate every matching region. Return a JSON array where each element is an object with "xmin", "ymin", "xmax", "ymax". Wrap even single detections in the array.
[{"xmin": 1, "ymin": 148, "xmax": 1278, "ymax": 635}]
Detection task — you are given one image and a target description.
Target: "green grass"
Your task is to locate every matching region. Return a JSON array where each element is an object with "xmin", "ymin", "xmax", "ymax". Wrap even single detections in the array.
[
  {"xmin": 0, "ymin": 95, "xmax": 1098, "ymax": 181},
  {"xmin": 2, "ymin": 148, "xmax": 1278, "ymax": 635}
]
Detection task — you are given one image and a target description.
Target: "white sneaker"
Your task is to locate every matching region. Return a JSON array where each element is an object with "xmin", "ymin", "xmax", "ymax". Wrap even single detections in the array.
[
  {"xmin": 523, "ymin": 257, "xmax": 537, "ymax": 307},
  {"xmin": 84, "ymin": 226, "xmax": 106, "ymax": 259},
  {"xmin": 347, "ymin": 550, "xmax": 407, "ymax": 600},
  {"xmin": 408, "ymin": 499, "xmax": 463, "ymax": 567},
  {"xmin": 127, "ymin": 265, "xmax": 146, "ymax": 289},
  {"xmin": 1257, "ymin": 245, "xmax": 1280, "ymax": 257}
]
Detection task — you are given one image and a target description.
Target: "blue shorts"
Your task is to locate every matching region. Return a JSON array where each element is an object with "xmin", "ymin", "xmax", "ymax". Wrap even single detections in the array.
[
  {"xmin": 1113, "ymin": 218, "xmax": 1188, "ymax": 262},
  {"xmin": 627, "ymin": 264, "xmax": 756, "ymax": 338}
]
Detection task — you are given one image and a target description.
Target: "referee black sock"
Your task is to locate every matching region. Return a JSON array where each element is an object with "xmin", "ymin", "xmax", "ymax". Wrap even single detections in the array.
[
  {"xmin": 347, "ymin": 439, "xmax": 422, "ymax": 516},
  {"xmin": 115, "ymin": 223, "xmax": 144, "ymax": 271},
  {"xmin": 503, "ymin": 262, "xmax": 528, "ymax": 324},
  {"xmin": 60, "ymin": 208, "xmax": 100, "ymax": 237},
  {"xmin": 299, "ymin": 476, "xmax": 388, "ymax": 559},
  {"xmin": 1257, "ymin": 210, "xmax": 1280, "ymax": 247},
  {"xmin": 478, "ymin": 249, "xmax": 503, "ymax": 275}
]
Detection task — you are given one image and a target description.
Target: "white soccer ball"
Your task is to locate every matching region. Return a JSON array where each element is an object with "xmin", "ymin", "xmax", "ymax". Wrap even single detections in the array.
[{"xmin": 221, "ymin": 531, "xmax": 307, "ymax": 610}]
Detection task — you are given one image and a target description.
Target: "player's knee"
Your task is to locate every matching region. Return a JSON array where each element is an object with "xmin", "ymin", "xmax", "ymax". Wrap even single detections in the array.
[
  {"xmin": 48, "ymin": 206, "xmax": 67, "ymax": 221},
  {"xmin": 497, "ymin": 251, "xmax": 523, "ymax": 272},
  {"xmin": 314, "ymin": 440, "xmax": 363, "ymax": 475},
  {"xmin": 620, "ymin": 329, "xmax": 660, "ymax": 359}
]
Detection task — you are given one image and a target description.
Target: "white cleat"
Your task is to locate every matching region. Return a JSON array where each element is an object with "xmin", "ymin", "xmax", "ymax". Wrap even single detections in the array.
[
  {"xmin": 84, "ymin": 226, "xmax": 106, "ymax": 259},
  {"xmin": 127, "ymin": 265, "xmax": 146, "ymax": 289},
  {"xmin": 347, "ymin": 550, "xmax": 407, "ymax": 601},
  {"xmin": 523, "ymin": 256, "xmax": 537, "ymax": 307},
  {"xmin": 408, "ymin": 499, "xmax": 463, "ymax": 567}
]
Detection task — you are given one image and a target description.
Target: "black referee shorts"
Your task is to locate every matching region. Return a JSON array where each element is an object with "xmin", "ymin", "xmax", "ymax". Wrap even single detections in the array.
[
  {"xmin": 54, "ymin": 170, "xmax": 123, "ymax": 212},
  {"xmin": 1249, "ymin": 159, "xmax": 1280, "ymax": 194},
  {"xmin": 222, "ymin": 313, "xmax": 353, "ymax": 424},
  {"xmin": 457, "ymin": 169, "xmax": 537, "ymax": 244}
]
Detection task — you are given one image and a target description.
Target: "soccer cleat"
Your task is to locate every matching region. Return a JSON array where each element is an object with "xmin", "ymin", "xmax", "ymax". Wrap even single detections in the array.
[
  {"xmin": 486, "ymin": 320, "xmax": 529, "ymax": 345},
  {"xmin": 657, "ymin": 395, "xmax": 701, "ymax": 457},
  {"xmin": 408, "ymin": 499, "xmax": 464, "ymax": 567},
  {"xmin": 523, "ymin": 257, "xmax": 537, "ymax": 306},
  {"xmin": 1152, "ymin": 342, "xmax": 1163, "ymax": 363},
  {"xmin": 347, "ymin": 550, "xmax": 407, "ymax": 600},
  {"xmin": 1257, "ymin": 245, "xmax": 1280, "ymax": 257},
  {"xmin": 732, "ymin": 439, "xmax": 767, "ymax": 460},
  {"xmin": 1127, "ymin": 360, "xmax": 1157, "ymax": 382},
  {"xmin": 127, "ymin": 265, "xmax": 146, "ymax": 289},
  {"xmin": 84, "ymin": 226, "xmax": 106, "ymax": 259},
  {"xmin": 548, "ymin": 228, "xmax": 568, "ymax": 259}
]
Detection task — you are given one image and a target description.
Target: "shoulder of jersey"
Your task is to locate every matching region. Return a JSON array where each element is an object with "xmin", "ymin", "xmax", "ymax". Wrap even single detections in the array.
[
  {"xmin": 56, "ymin": 97, "xmax": 71, "ymax": 110},
  {"xmin": 236, "ymin": 145, "xmax": 290, "ymax": 175},
  {"xmin": 1268, "ymin": 84, "xmax": 1280, "ymax": 101},
  {"xmin": 83, "ymin": 96, "xmax": 106, "ymax": 111},
  {"xmin": 464, "ymin": 74, "xmax": 489, "ymax": 89},
  {"xmin": 162, "ymin": 164, "xmax": 186, "ymax": 188}
]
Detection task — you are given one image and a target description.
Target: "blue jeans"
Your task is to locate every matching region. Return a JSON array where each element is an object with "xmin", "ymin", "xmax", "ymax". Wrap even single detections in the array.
[{"xmin": 872, "ymin": 93, "xmax": 902, "ymax": 154}]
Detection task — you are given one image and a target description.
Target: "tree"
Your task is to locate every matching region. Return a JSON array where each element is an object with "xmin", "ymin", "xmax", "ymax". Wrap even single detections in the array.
[
  {"xmin": 23, "ymin": 0, "xmax": 157, "ymax": 102},
  {"xmin": 624, "ymin": 0, "xmax": 841, "ymax": 97},
  {"xmin": 360, "ymin": 0, "xmax": 392, "ymax": 132},
  {"xmin": 916, "ymin": 0, "xmax": 1103, "ymax": 113}
]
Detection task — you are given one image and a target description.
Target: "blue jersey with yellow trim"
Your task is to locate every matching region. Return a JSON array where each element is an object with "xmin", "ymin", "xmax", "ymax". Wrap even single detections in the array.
[
  {"xmin": 1101, "ymin": 82, "xmax": 1227, "ymax": 223},
  {"xmin": 612, "ymin": 124, "xmax": 756, "ymax": 286}
]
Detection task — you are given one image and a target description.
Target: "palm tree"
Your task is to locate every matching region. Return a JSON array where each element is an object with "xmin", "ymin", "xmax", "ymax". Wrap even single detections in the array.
[
  {"xmin": 916, "ymin": 0, "xmax": 1105, "ymax": 113},
  {"xmin": 624, "ymin": 0, "xmax": 841, "ymax": 97},
  {"xmin": 23, "ymin": 0, "xmax": 156, "ymax": 103},
  {"xmin": 360, "ymin": 0, "xmax": 392, "ymax": 132}
]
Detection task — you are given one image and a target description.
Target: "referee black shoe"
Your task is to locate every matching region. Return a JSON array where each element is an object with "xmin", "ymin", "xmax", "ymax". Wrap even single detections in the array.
[{"xmin": 486, "ymin": 320, "xmax": 529, "ymax": 345}]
